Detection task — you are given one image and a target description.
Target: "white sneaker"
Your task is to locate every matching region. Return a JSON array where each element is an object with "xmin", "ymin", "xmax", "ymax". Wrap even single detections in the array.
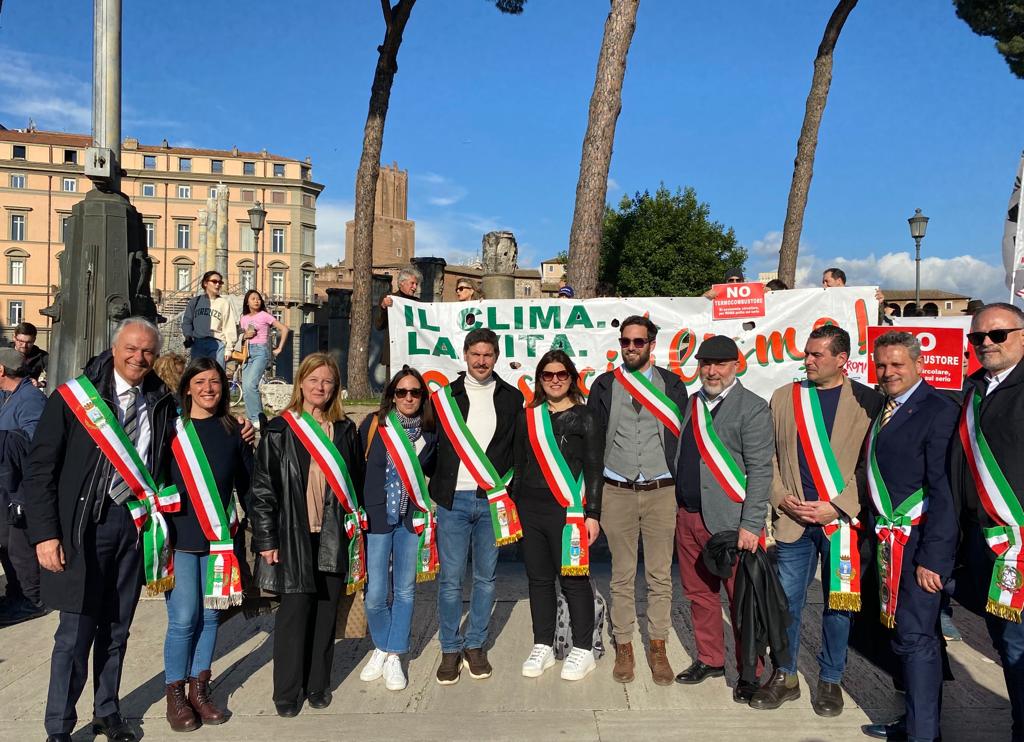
[
  {"xmin": 360, "ymin": 648, "xmax": 387, "ymax": 681},
  {"xmin": 521, "ymin": 644, "xmax": 556, "ymax": 678},
  {"xmin": 383, "ymin": 654, "xmax": 407, "ymax": 691},
  {"xmin": 560, "ymin": 647, "xmax": 596, "ymax": 681}
]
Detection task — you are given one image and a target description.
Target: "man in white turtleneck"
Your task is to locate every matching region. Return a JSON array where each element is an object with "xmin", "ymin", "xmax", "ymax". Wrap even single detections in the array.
[{"xmin": 429, "ymin": 328, "xmax": 524, "ymax": 686}]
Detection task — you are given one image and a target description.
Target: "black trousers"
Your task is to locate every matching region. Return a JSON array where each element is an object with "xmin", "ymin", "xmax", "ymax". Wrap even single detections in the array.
[
  {"xmin": 272, "ymin": 557, "xmax": 344, "ymax": 704},
  {"xmin": 44, "ymin": 504, "xmax": 142, "ymax": 735},
  {"xmin": 519, "ymin": 489, "xmax": 594, "ymax": 650},
  {"xmin": 1, "ymin": 520, "xmax": 41, "ymax": 605}
]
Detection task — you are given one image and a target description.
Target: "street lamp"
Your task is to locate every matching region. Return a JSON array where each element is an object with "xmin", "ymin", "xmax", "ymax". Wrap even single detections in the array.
[
  {"xmin": 907, "ymin": 208, "xmax": 929, "ymax": 310},
  {"xmin": 248, "ymin": 201, "xmax": 266, "ymax": 291}
]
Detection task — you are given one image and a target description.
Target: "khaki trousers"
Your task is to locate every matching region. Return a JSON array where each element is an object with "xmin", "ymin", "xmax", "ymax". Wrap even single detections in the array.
[{"xmin": 601, "ymin": 481, "xmax": 678, "ymax": 643}]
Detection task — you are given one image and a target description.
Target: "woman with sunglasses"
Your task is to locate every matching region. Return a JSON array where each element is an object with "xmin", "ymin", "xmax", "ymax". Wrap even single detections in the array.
[
  {"xmin": 240, "ymin": 289, "xmax": 291, "ymax": 426},
  {"xmin": 512, "ymin": 350, "xmax": 603, "ymax": 681},
  {"xmin": 357, "ymin": 367, "xmax": 437, "ymax": 691}
]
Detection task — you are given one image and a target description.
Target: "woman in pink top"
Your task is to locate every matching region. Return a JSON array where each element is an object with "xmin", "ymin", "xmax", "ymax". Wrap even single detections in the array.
[{"xmin": 240, "ymin": 290, "xmax": 291, "ymax": 424}]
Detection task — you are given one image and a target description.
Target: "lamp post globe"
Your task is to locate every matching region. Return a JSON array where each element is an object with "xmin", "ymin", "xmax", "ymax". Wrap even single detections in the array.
[{"xmin": 908, "ymin": 208, "xmax": 928, "ymax": 309}]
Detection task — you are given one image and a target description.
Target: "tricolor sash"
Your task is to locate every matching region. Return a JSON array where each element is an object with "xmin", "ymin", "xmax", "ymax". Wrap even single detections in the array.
[
  {"xmin": 58, "ymin": 376, "xmax": 178, "ymax": 593},
  {"xmin": 171, "ymin": 418, "xmax": 242, "ymax": 608},
  {"xmin": 431, "ymin": 385, "xmax": 522, "ymax": 546},
  {"xmin": 690, "ymin": 395, "xmax": 746, "ymax": 503},
  {"xmin": 792, "ymin": 382, "xmax": 861, "ymax": 611},
  {"xmin": 284, "ymin": 411, "xmax": 367, "ymax": 594},
  {"xmin": 867, "ymin": 416, "xmax": 927, "ymax": 628},
  {"xmin": 614, "ymin": 366, "xmax": 682, "ymax": 436},
  {"xmin": 526, "ymin": 404, "xmax": 589, "ymax": 576},
  {"xmin": 959, "ymin": 388, "xmax": 1024, "ymax": 622},
  {"xmin": 378, "ymin": 411, "xmax": 439, "ymax": 582}
]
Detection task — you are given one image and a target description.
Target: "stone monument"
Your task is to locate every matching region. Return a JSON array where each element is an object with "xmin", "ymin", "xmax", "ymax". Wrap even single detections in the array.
[{"xmin": 480, "ymin": 230, "xmax": 518, "ymax": 300}]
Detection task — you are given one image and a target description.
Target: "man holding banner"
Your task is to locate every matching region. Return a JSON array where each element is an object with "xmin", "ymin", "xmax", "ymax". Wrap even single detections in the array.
[
  {"xmin": 429, "ymin": 328, "xmax": 524, "ymax": 685},
  {"xmin": 953, "ymin": 302, "xmax": 1024, "ymax": 742},
  {"xmin": 753, "ymin": 325, "xmax": 882, "ymax": 716},
  {"xmin": 587, "ymin": 315, "xmax": 688, "ymax": 686}
]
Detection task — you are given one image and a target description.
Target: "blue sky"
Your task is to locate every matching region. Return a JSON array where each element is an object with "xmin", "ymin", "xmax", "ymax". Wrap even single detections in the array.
[{"xmin": 1, "ymin": 0, "xmax": 1021, "ymax": 299}]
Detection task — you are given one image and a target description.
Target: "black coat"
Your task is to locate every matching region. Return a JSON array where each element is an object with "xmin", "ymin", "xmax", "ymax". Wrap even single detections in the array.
[
  {"xmin": 510, "ymin": 404, "xmax": 604, "ymax": 520},
  {"xmin": 250, "ymin": 414, "xmax": 364, "ymax": 594},
  {"xmin": 358, "ymin": 413, "xmax": 437, "ymax": 535},
  {"xmin": 373, "ymin": 290, "xmax": 420, "ymax": 367},
  {"xmin": 23, "ymin": 352, "xmax": 176, "ymax": 613},
  {"xmin": 428, "ymin": 372, "xmax": 524, "ymax": 511}
]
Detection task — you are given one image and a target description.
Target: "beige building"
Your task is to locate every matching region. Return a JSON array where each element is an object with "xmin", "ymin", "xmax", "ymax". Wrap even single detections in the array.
[
  {"xmin": 881, "ymin": 289, "xmax": 972, "ymax": 317},
  {"xmin": 0, "ymin": 126, "xmax": 324, "ymax": 348}
]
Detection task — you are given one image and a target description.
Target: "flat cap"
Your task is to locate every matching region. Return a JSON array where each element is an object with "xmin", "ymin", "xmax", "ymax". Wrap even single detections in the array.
[
  {"xmin": 0, "ymin": 347, "xmax": 25, "ymax": 375},
  {"xmin": 695, "ymin": 335, "xmax": 739, "ymax": 361}
]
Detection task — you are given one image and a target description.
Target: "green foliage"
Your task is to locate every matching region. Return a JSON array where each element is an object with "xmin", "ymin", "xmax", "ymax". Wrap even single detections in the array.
[
  {"xmin": 954, "ymin": 0, "xmax": 1024, "ymax": 78},
  {"xmin": 552, "ymin": 250, "xmax": 569, "ymax": 263},
  {"xmin": 490, "ymin": 0, "xmax": 527, "ymax": 14},
  {"xmin": 599, "ymin": 185, "xmax": 747, "ymax": 297}
]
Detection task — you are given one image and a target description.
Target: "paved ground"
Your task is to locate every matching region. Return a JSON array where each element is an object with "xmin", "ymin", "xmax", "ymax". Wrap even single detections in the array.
[{"xmin": 0, "ymin": 562, "xmax": 1011, "ymax": 741}]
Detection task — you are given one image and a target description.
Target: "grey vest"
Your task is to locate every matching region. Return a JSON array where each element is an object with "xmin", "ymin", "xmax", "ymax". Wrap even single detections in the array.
[{"xmin": 605, "ymin": 370, "xmax": 669, "ymax": 481}]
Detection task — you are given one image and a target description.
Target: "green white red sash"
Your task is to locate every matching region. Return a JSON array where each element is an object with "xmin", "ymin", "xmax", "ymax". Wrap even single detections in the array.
[
  {"xmin": 526, "ymin": 404, "xmax": 589, "ymax": 576},
  {"xmin": 431, "ymin": 385, "xmax": 522, "ymax": 546},
  {"xmin": 284, "ymin": 410, "xmax": 367, "ymax": 593},
  {"xmin": 867, "ymin": 415, "xmax": 927, "ymax": 628},
  {"xmin": 614, "ymin": 366, "xmax": 682, "ymax": 436},
  {"xmin": 959, "ymin": 388, "xmax": 1024, "ymax": 622},
  {"xmin": 58, "ymin": 375, "xmax": 178, "ymax": 593},
  {"xmin": 792, "ymin": 382, "xmax": 861, "ymax": 611},
  {"xmin": 378, "ymin": 411, "xmax": 439, "ymax": 582},
  {"xmin": 171, "ymin": 418, "xmax": 242, "ymax": 608},
  {"xmin": 691, "ymin": 395, "xmax": 746, "ymax": 503}
]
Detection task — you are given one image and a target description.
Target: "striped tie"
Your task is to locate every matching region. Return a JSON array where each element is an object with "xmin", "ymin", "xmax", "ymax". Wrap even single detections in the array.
[
  {"xmin": 879, "ymin": 397, "xmax": 898, "ymax": 428},
  {"xmin": 109, "ymin": 387, "xmax": 140, "ymax": 505}
]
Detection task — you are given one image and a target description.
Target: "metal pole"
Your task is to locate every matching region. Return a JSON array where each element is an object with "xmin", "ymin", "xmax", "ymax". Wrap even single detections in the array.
[
  {"xmin": 93, "ymin": 0, "xmax": 121, "ymax": 191},
  {"xmin": 914, "ymin": 236, "xmax": 921, "ymax": 309}
]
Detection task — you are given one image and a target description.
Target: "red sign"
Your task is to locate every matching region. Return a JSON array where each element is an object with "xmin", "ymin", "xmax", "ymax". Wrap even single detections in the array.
[
  {"xmin": 712, "ymin": 282, "xmax": 766, "ymax": 320},
  {"xmin": 867, "ymin": 326, "xmax": 966, "ymax": 391}
]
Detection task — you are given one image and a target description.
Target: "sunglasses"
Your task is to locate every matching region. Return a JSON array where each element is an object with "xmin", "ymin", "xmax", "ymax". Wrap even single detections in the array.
[
  {"xmin": 540, "ymin": 370, "xmax": 570, "ymax": 382},
  {"xmin": 967, "ymin": 327, "xmax": 1024, "ymax": 346},
  {"xmin": 618, "ymin": 337, "xmax": 651, "ymax": 349},
  {"xmin": 456, "ymin": 285, "xmax": 472, "ymax": 291},
  {"xmin": 394, "ymin": 387, "xmax": 423, "ymax": 399},
  {"xmin": 208, "ymin": 279, "xmax": 223, "ymax": 285}
]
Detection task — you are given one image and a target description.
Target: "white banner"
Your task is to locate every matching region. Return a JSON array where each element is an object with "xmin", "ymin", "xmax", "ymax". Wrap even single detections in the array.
[{"xmin": 389, "ymin": 287, "xmax": 878, "ymax": 402}]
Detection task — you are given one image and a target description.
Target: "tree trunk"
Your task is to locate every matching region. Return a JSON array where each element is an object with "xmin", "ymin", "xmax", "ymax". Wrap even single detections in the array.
[
  {"xmin": 347, "ymin": 0, "xmax": 415, "ymax": 399},
  {"xmin": 566, "ymin": 0, "xmax": 639, "ymax": 299},
  {"xmin": 777, "ymin": 0, "xmax": 858, "ymax": 288}
]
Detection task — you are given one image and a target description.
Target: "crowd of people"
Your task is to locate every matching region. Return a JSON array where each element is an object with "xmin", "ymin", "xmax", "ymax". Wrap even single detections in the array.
[{"xmin": 0, "ymin": 288, "xmax": 1022, "ymax": 742}]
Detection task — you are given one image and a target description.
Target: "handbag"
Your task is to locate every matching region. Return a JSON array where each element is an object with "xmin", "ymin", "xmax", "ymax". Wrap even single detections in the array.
[{"xmin": 228, "ymin": 338, "xmax": 249, "ymax": 365}]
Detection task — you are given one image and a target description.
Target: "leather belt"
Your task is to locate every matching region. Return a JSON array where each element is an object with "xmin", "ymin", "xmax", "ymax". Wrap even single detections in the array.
[{"xmin": 603, "ymin": 477, "xmax": 674, "ymax": 492}]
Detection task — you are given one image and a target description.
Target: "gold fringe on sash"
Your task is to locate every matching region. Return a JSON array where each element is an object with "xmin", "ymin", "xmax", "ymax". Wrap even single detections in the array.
[
  {"xmin": 828, "ymin": 592, "xmax": 861, "ymax": 612},
  {"xmin": 561, "ymin": 566, "xmax": 590, "ymax": 577},
  {"xmin": 987, "ymin": 599, "xmax": 1023, "ymax": 623},
  {"xmin": 416, "ymin": 570, "xmax": 439, "ymax": 583},
  {"xmin": 879, "ymin": 611, "xmax": 896, "ymax": 629},
  {"xmin": 204, "ymin": 593, "xmax": 244, "ymax": 610},
  {"xmin": 145, "ymin": 575, "xmax": 175, "ymax": 596},
  {"xmin": 495, "ymin": 534, "xmax": 522, "ymax": 547},
  {"xmin": 345, "ymin": 578, "xmax": 367, "ymax": 596}
]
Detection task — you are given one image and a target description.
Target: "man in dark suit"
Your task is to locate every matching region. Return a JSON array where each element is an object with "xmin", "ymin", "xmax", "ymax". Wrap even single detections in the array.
[
  {"xmin": 952, "ymin": 302, "xmax": 1024, "ymax": 742},
  {"xmin": 374, "ymin": 266, "xmax": 422, "ymax": 378},
  {"xmin": 862, "ymin": 331, "xmax": 960, "ymax": 742}
]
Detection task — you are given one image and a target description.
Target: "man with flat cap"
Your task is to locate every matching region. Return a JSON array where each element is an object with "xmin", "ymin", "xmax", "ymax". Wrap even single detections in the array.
[{"xmin": 674, "ymin": 335, "xmax": 775, "ymax": 703}]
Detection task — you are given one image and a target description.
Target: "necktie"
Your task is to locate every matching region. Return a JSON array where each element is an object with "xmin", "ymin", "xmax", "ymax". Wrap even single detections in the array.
[
  {"xmin": 109, "ymin": 387, "xmax": 141, "ymax": 506},
  {"xmin": 879, "ymin": 397, "xmax": 898, "ymax": 428}
]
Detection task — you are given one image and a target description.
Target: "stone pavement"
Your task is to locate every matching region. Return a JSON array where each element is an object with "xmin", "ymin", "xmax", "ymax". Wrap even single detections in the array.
[{"xmin": 0, "ymin": 564, "xmax": 1011, "ymax": 741}]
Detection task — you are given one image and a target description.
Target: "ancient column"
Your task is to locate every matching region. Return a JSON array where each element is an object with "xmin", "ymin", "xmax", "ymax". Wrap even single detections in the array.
[
  {"xmin": 215, "ymin": 185, "xmax": 228, "ymax": 278},
  {"xmin": 480, "ymin": 230, "xmax": 518, "ymax": 299}
]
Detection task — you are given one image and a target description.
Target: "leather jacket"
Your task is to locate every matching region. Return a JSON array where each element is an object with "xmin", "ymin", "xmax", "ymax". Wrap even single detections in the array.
[
  {"xmin": 510, "ymin": 403, "xmax": 604, "ymax": 519},
  {"xmin": 250, "ymin": 414, "xmax": 364, "ymax": 594}
]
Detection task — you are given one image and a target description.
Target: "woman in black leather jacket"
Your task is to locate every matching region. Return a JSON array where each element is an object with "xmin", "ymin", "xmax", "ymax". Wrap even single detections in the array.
[
  {"xmin": 512, "ymin": 349, "xmax": 603, "ymax": 682},
  {"xmin": 250, "ymin": 353, "xmax": 364, "ymax": 717}
]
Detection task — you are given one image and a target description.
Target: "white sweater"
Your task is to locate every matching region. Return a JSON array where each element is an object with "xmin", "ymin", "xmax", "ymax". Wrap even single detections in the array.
[{"xmin": 456, "ymin": 374, "xmax": 497, "ymax": 491}]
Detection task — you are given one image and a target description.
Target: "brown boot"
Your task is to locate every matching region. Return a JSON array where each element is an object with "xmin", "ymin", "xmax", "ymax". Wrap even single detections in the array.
[
  {"xmin": 647, "ymin": 639, "xmax": 674, "ymax": 686},
  {"xmin": 613, "ymin": 641, "xmax": 635, "ymax": 683},
  {"xmin": 165, "ymin": 680, "xmax": 199, "ymax": 732},
  {"xmin": 187, "ymin": 670, "xmax": 227, "ymax": 725}
]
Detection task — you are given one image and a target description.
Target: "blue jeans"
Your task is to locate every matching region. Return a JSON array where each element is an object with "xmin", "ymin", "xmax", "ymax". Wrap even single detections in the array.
[
  {"xmin": 436, "ymin": 489, "xmax": 499, "ymax": 653},
  {"xmin": 163, "ymin": 551, "xmax": 220, "ymax": 683},
  {"xmin": 190, "ymin": 337, "xmax": 225, "ymax": 368},
  {"xmin": 365, "ymin": 526, "xmax": 420, "ymax": 654},
  {"xmin": 241, "ymin": 343, "xmax": 270, "ymax": 422},
  {"xmin": 775, "ymin": 528, "xmax": 852, "ymax": 683}
]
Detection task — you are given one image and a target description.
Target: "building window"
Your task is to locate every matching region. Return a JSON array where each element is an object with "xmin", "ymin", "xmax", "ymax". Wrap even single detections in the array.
[
  {"xmin": 179, "ymin": 157, "xmax": 191, "ymax": 172},
  {"xmin": 240, "ymin": 188, "xmax": 255, "ymax": 202},
  {"xmin": 64, "ymin": 149, "xmax": 78, "ymax": 165},
  {"xmin": 142, "ymin": 182, "xmax": 156, "ymax": 197},
  {"xmin": 945, "ymin": 301, "xmax": 953, "ymax": 310},
  {"xmin": 301, "ymin": 166, "xmax": 310, "ymax": 180},
  {"xmin": 176, "ymin": 223, "xmax": 191, "ymax": 249},
  {"xmin": 272, "ymin": 228, "xmax": 285, "ymax": 253},
  {"xmin": 303, "ymin": 271, "xmax": 314, "ymax": 301},
  {"xmin": 208, "ymin": 186, "xmax": 219, "ymax": 199},
  {"xmin": 396, "ymin": 246, "xmax": 403, "ymax": 257},
  {"xmin": 143, "ymin": 155, "xmax": 156, "ymax": 169},
  {"xmin": 270, "ymin": 190, "xmax": 286, "ymax": 205},
  {"xmin": 144, "ymin": 222, "xmax": 156, "ymax": 248},
  {"xmin": 178, "ymin": 184, "xmax": 191, "ymax": 199},
  {"xmin": 59, "ymin": 216, "xmax": 71, "ymax": 241},
  {"xmin": 271, "ymin": 270, "xmax": 285, "ymax": 298},
  {"xmin": 8, "ymin": 301, "xmax": 24, "ymax": 326},
  {"xmin": 302, "ymin": 227, "xmax": 314, "ymax": 254},
  {"xmin": 302, "ymin": 193, "xmax": 314, "ymax": 208},
  {"xmin": 211, "ymin": 159, "xmax": 224, "ymax": 174},
  {"xmin": 8, "ymin": 258, "xmax": 25, "ymax": 285},
  {"xmin": 10, "ymin": 174, "xmax": 25, "ymax": 189},
  {"xmin": 12, "ymin": 145, "xmax": 26, "ymax": 159},
  {"xmin": 62, "ymin": 177, "xmax": 77, "ymax": 192},
  {"xmin": 240, "ymin": 268, "xmax": 254, "ymax": 291},
  {"xmin": 10, "ymin": 214, "xmax": 25, "ymax": 241},
  {"xmin": 522, "ymin": 284, "xmax": 532, "ymax": 297},
  {"xmin": 243, "ymin": 161, "xmax": 255, "ymax": 176},
  {"xmin": 273, "ymin": 163, "xmax": 285, "ymax": 177},
  {"xmin": 176, "ymin": 266, "xmax": 192, "ymax": 290},
  {"xmin": 272, "ymin": 309, "xmax": 283, "ymax": 323}
]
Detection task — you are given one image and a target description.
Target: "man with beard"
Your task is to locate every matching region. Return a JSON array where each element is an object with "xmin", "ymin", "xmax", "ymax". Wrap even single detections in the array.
[{"xmin": 587, "ymin": 316, "xmax": 688, "ymax": 685}]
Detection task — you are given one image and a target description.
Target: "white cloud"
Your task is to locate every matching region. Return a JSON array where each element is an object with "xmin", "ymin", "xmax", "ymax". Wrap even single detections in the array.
[
  {"xmin": 428, "ymin": 196, "xmax": 461, "ymax": 207},
  {"xmin": 607, "ymin": 177, "xmax": 621, "ymax": 194},
  {"xmin": 0, "ymin": 48, "xmax": 91, "ymax": 131},
  {"xmin": 315, "ymin": 198, "xmax": 354, "ymax": 264},
  {"xmin": 414, "ymin": 171, "xmax": 467, "ymax": 208},
  {"xmin": 751, "ymin": 230, "xmax": 783, "ymax": 257}
]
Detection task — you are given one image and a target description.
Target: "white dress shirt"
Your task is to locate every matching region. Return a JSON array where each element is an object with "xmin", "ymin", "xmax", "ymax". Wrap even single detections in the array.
[
  {"xmin": 111, "ymin": 370, "xmax": 152, "ymax": 475},
  {"xmin": 985, "ymin": 362, "xmax": 1018, "ymax": 396}
]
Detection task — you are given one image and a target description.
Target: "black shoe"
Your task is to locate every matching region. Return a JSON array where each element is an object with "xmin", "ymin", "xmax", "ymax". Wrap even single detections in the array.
[
  {"xmin": 46, "ymin": 735, "xmax": 72, "ymax": 742},
  {"xmin": 91, "ymin": 713, "xmax": 137, "ymax": 742},
  {"xmin": 307, "ymin": 689, "xmax": 332, "ymax": 709},
  {"xmin": 274, "ymin": 701, "xmax": 302, "ymax": 718},
  {"xmin": 675, "ymin": 660, "xmax": 725, "ymax": 685},
  {"xmin": 812, "ymin": 679, "xmax": 844, "ymax": 717},
  {"xmin": 862, "ymin": 716, "xmax": 907, "ymax": 740},
  {"xmin": 733, "ymin": 678, "xmax": 760, "ymax": 704},
  {"xmin": 0, "ymin": 597, "xmax": 49, "ymax": 627}
]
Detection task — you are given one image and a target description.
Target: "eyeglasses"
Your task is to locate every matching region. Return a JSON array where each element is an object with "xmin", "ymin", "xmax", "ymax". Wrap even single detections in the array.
[
  {"xmin": 456, "ymin": 286, "xmax": 472, "ymax": 292},
  {"xmin": 208, "ymin": 279, "xmax": 223, "ymax": 285},
  {"xmin": 618, "ymin": 337, "xmax": 651, "ymax": 349},
  {"xmin": 540, "ymin": 370, "xmax": 570, "ymax": 382},
  {"xmin": 967, "ymin": 327, "xmax": 1024, "ymax": 346},
  {"xmin": 394, "ymin": 388, "xmax": 423, "ymax": 399}
]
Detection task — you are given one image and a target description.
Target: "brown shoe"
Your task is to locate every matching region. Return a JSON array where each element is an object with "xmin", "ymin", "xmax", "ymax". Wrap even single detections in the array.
[
  {"xmin": 187, "ymin": 670, "xmax": 227, "ymax": 725},
  {"xmin": 436, "ymin": 652, "xmax": 463, "ymax": 685},
  {"xmin": 612, "ymin": 641, "xmax": 635, "ymax": 683},
  {"xmin": 647, "ymin": 639, "xmax": 674, "ymax": 686},
  {"xmin": 464, "ymin": 647, "xmax": 492, "ymax": 679},
  {"xmin": 749, "ymin": 669, "xmax": 801, "ymax": 710},
  {"xmin": 165, "ymin": 680, "xmax": 199, "ymax": 732},
  {"xmin": 811, "ymin": 679, "xmax": 844, "ymax": 717}
]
